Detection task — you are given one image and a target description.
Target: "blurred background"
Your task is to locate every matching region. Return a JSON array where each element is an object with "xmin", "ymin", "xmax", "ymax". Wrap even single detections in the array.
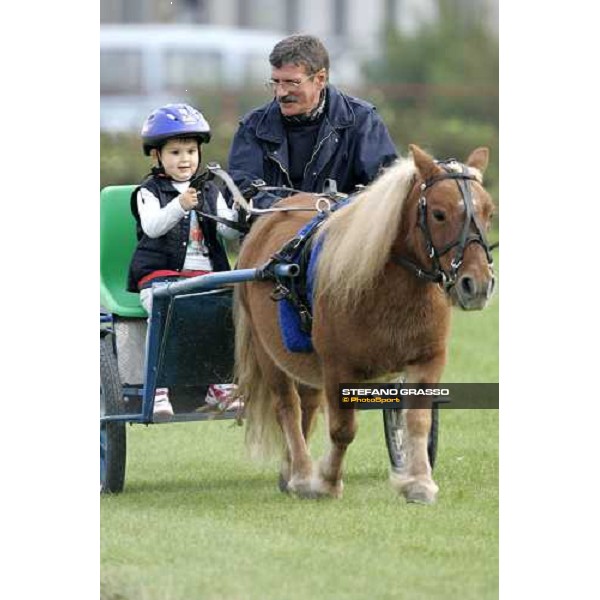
[{"xmin": 100, "ymin": 0, "xmax": 498, "ymax": 206}]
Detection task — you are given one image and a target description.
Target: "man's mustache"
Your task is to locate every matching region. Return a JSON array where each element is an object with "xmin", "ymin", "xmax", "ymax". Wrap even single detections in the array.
[{"xmin": 278, "ymin": 95, "xmax": 298, "ymax": 104}]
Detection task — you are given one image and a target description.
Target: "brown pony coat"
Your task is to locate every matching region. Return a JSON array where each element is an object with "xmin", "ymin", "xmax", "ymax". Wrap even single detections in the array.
[{"xmin": 234, "ymin": 145, "xmax": 495, "ymax": 503}]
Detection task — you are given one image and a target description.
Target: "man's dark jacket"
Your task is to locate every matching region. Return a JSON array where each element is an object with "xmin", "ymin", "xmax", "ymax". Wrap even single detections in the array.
[
  {"xmin": 227, "ymin": 85, "xmax": 398, "ymax": 209},
  {"xmin": 127, "ymin": 175, "xmax": 230, "ymax": 292}
]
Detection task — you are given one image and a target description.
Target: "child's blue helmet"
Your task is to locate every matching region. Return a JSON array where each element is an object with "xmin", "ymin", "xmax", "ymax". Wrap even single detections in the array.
[{"xmin": 141, "ymin": 103, "xmax": 211, "ymax": 156}]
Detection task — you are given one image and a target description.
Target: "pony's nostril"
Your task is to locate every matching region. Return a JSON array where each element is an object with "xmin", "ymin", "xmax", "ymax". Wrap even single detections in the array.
[{"xmin": 460, "ymin": 276, "xmax": 474, "ymax": 296}]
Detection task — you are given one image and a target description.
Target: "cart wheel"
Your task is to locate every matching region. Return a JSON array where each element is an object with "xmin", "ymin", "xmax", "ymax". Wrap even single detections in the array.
[
  {"xmin": 383, "ymin": 406, "xmax": 439, "ymax": 471},
  {"xmin": 100, "ymin": 334, "xmax": 126, "ymax": 494}
]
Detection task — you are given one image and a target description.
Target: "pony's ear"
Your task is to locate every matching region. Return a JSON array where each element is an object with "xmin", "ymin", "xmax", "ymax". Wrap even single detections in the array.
[
  {"xmin": 466, "ymin": 147, "xmax": 489, "ymax": 174},
  {"xmin": 410, "ymin": 144, "xmax": 442, "ymax": 181}
]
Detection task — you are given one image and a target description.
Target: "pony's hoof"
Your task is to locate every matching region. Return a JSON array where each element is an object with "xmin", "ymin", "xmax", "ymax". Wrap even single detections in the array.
[
  {"xmin": 278, "ymin": 473, "xmax": 290, "ymax": 494},
  {"xmin": 390, "ymin": 471, "xmax": 438, "ymax": 505},
  {"xmin": 287, "ymin": 475, "xmax": 342, "ymax": 499},
  {"xmin": 314, "ymin": 460, "xmax": 344, "ymax": 498},
  {"xmin": 311, "ymin": 475, "xmax": 343, "ymax": 499},
  {"xmin": 287, "ymin": 476, "xmax": 317, "ymax": 499},
  {"xmin": 404, "ymin": 481, "xmax": 438, "ymax": 504}
]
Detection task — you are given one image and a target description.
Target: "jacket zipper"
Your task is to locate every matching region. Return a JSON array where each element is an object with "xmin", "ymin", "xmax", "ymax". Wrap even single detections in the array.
[
  {"xmin": 268, "ymin": 153, "xmax": 293, "ymax": 187},
  {"xmin": 303, "ymin": 127, "xmax": 336, "ymax": 180}
]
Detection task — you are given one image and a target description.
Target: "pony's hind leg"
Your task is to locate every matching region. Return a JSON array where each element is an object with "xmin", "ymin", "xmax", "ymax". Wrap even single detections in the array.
[
  {"xmin": 239, "ymin": 323, "xmax": 315, "ymax": 498},
  {"xmin": 297, "ymin": 384, "xmax": 323, "ymax": 441},
  {"xmin": 271, "ymin": 382, "xmax": 317, "ymax": 497},
  {"xmin": 389, "ymin": 362, "xmax": 443, "ymax": 504},
  {"xmin": 279, "ymin": 384, "xmax": 324, "ymax": 492}
]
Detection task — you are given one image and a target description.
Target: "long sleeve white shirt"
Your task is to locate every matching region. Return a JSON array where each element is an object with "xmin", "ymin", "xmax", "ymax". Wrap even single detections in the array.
[{"xmin": 137, "ymin": 180, "xmax": 239, "ymax": 272}]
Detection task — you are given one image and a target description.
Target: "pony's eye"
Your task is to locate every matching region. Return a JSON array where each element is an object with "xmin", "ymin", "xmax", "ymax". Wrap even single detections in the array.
[{"xmin": 432, "ymin": 209, "xmax": 446, "ymax": 222}]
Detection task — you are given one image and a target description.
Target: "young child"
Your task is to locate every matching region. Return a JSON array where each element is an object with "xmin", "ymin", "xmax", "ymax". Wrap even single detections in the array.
[{"xmin": 127, "ymin": 103, "xmax": 239, "ymax": 420}]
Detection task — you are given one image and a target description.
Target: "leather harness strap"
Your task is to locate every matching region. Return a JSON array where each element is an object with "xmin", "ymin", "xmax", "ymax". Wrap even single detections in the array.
[{"xmin": 392, "ymin": 161, "xmax": 495, "ymax": 290}]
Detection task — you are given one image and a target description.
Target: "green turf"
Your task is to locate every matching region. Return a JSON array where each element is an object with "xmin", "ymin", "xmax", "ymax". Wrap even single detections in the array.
[{"xmin": 101, "ymin": 276, "xmax": 498, "ymax": 600}]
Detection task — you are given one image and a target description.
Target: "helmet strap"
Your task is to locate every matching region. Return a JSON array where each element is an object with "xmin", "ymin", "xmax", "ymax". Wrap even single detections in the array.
[
  {"xmin": 150, "ymin": 165, "xmax": 166, "ymax": 177},
  {"xmin": 150, "ymin": 148, "xmax": 163, "ymax": 166}
]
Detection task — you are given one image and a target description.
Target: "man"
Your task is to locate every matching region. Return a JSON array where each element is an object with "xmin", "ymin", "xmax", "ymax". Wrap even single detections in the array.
[{"xmin": 227, "ymin": 34, "xmax": 398, "ymax": 209}]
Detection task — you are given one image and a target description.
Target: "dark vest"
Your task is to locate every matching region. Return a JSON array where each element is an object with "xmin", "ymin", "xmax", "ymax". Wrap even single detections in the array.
[{"xmin": 127, "ymin": 174, "xmax": 230, "ymax": 292}]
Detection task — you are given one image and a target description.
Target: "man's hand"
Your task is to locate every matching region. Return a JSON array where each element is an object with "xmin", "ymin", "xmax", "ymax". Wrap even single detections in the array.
[{"xmin": 179, "ymin": 187, "xmax": 198, "ymax": 211}]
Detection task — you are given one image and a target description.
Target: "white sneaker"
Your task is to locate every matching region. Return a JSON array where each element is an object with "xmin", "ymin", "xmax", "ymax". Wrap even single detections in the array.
[
  {"xmin": 205, "ymin": 384, "xmax": 242, "ymax": 411},
  {"xmin": 153, "ymin": 389, "xmax": 174, "ymax": 421}
]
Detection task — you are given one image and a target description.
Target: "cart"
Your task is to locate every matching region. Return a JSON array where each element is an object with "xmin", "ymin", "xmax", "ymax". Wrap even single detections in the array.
[{"xmin": 100, "ymin": 185, "xmax": 439, "ymax": 494}]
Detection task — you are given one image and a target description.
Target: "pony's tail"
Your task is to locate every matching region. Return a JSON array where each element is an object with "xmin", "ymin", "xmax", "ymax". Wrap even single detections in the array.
[{"xmin": 233, "ymin": 287, "xmax": 284, "ymax": 461}]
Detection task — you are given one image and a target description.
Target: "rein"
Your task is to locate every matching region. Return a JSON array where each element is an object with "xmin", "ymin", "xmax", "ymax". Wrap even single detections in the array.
[
  {"xmin": 392, "ymin": 160, "xmax": 496, "ymax": 291},
  {"xmin": 241, "ymin": 178, "xmax": 348, "ymax": 215},
  {"xmin": 190, "ymin": 165, "xmax": 346, "ymax": 233}
]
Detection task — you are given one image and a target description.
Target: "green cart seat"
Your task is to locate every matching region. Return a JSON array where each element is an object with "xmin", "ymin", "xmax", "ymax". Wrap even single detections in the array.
[{"xmin": 100, "ymin": 185, "xmax": 146, "ymax": 318}]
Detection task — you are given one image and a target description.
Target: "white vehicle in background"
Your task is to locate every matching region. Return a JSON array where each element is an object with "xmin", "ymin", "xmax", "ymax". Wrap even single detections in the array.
[{"xmin": 101, "ymin": 25, "xmax": 285, "ymax": 132}]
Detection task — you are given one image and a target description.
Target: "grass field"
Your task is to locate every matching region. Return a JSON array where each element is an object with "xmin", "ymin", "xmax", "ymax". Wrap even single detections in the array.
[{"xmin": 101, "ymin": 280, "xmax": 498, "ymax": 600}]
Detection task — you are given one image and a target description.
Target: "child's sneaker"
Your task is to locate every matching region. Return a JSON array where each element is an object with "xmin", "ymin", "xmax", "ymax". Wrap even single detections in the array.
[
  {"xmin": 205, "ymin": 384, "xmax": 242, "ymax": 411},
  {"xmin": 153, "ymin": 388, "xmax": 174, "ymax": 421}
]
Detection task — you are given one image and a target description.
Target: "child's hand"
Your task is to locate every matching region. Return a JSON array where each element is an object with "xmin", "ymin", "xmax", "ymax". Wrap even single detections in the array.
[{"xmin": 179, "ymin": 187, "xmax": 198, "ymax": 211}]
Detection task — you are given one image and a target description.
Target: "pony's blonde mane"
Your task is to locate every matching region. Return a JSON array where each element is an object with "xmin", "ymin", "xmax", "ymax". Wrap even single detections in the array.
[{"xmin": 316, "ymin": 157, "xmax": 417, "ymax": 307}]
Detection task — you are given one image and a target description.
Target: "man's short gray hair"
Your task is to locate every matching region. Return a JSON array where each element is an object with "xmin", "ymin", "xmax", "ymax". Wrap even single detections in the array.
[{"xmin": 269, "ymin": 34, "xmax": 330, "ymax": 75}]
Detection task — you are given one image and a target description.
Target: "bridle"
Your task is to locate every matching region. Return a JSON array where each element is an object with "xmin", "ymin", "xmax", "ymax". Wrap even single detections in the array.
[{"xmin": 392, "ymin": 160, "xmax": 495, "ymax": 291}]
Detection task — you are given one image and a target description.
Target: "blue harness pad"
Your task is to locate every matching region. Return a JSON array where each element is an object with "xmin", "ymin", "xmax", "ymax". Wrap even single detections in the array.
[{"xmin": 278, "ymin": 238, "xmax": 323, "ymax": 352}]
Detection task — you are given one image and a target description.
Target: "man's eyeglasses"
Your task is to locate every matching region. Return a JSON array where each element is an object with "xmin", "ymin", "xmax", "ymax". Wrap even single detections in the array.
[{"xmin": 264, "ymin": 73, "xmax": 318, "ymax": 92}]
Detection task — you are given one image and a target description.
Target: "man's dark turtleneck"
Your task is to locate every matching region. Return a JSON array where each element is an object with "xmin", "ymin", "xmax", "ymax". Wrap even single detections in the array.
[{"xmin": 281, "ymin": 90, "xmax": 328, "ymax": 189}]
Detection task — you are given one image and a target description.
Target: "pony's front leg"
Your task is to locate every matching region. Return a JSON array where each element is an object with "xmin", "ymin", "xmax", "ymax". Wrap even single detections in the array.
[
  {"xmin": 389, "ymin": 361, "xmax": 443, "ymax": 504},
  {"xmin": 312, "ymin": 379, "xmax": 357, "ymax": 499}
]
